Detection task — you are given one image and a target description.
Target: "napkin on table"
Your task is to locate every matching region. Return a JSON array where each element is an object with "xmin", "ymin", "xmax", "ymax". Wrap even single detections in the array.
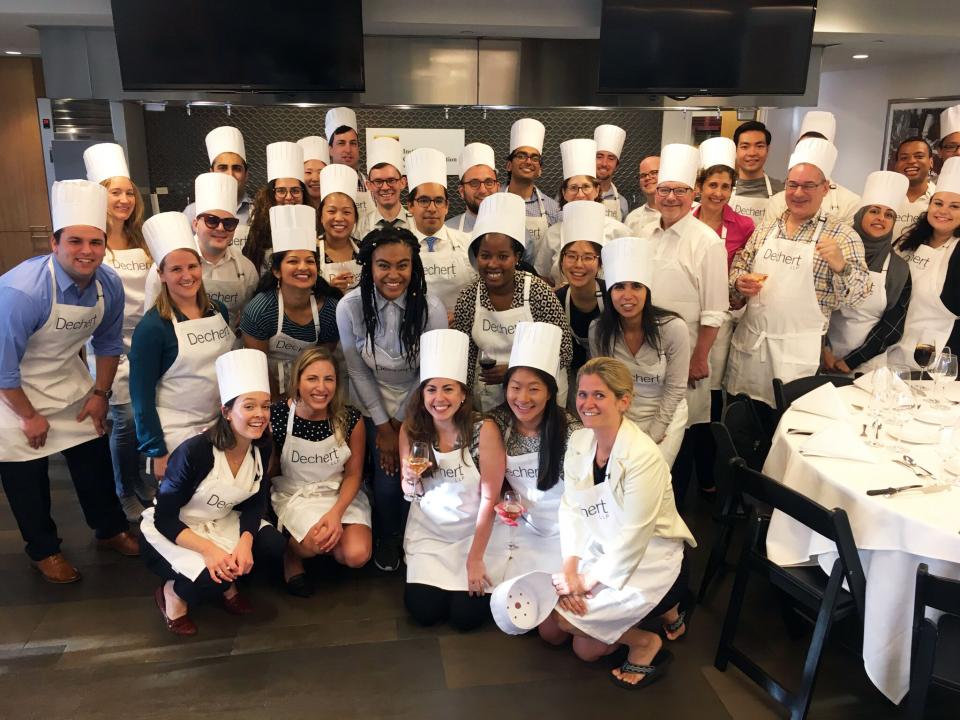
[{"xmin": 800, "ymin": 422, "xmax": 878, "ymax": 462}]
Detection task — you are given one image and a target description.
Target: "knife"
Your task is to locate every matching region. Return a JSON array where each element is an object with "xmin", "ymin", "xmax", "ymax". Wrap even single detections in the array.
[{"xmin": 866, "ymin": 484, "xmax": 923, "ymax": 496}]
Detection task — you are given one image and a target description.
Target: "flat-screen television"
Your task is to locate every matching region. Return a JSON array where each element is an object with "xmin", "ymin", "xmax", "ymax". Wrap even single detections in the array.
[
  {"xmin": 598, "ymin": 0, "xmax": 817, "ymax": 95},
  {"xmin": 111, "ymin": 1, "xmax": 364, "ymax": 92}
]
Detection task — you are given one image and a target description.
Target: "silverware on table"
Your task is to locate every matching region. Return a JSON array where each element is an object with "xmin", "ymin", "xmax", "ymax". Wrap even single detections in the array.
[
  {"xmin": 866, "ymin": 484, "xmax": 923, "ymax": 497},
  {"xmin": 787, "ymin": 429, "xmax": 815, "ymax": 435},
  {"xmin": 903, "ymin": 455, "xmax": 936, "ymax": 477}
]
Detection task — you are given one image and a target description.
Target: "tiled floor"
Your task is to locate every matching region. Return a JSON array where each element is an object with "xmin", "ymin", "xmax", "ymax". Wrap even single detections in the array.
[{"xmin": 0, "ymin": 458, "xmax": 954, "ymax": 719}]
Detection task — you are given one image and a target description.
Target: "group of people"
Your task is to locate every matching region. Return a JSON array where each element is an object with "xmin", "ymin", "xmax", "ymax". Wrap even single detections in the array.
[{"xmin": 1, "ymin": 101, "xmax": 958, "ymax": 690}]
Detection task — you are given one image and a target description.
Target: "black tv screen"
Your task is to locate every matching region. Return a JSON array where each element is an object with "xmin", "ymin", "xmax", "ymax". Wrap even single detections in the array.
[
  {"xmin": 598, "ymin": 0, "xmax": 817, "ymax": 95},
  {"xmin": 111, "ymin": 0, "xmax": 364, "ymax": 92}
]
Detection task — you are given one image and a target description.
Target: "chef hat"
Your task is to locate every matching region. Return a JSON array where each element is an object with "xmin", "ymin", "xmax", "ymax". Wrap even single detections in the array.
[
  {"xmin": 470, "ymin": 192, "xmax": 526, "ymax": 254},
  {"xmin": 51, "ymin": 179, "xmax": 108, "ymax": 233},
  {"xmin": 788, "ymin": 137, "xmax": 838, "ymax": 178},
  {"xmin": 419, "ymin": 329, "xmax": 470, "ymax": 384},
  {"xmin": 658, "ymin": 144, "xmax": 700, "ymax": 188},
  {"xmin": 935, "ymin": 156, "xmax": 960, "ymax": 196},
  {"xmin": 320, "ymin": 164, "xmax": 359, "ymax": 203},
  {"xmin": 366, "ymin": 136, "xmax": 404, "ymax": 174},
  {"xmin": 270, "ymin": 205, "xmax": 317, "ymax": 253},
  {"xmin": 83, "ymin": 143, "xmax": 130, "ymax": 183},
  {"xmin": 561, "ymin": 200, "xmax": 605, "ymax": 251},
  {"xmin": 459, "ymin": 142, "xmax": 496, "ymax": 178},
  {"xmin": 267, "ymin": 141, "xmax": 305, "ymax": 182},
  {"xmin": 510, "ymin": 118, "xmax": 545, "ymax": 153},
  {"xmin": 594, "ymin": 124, "xmax": 626, "ymax": 158},
  {"xmin": 508, "ymin": 322, "xmax": 563, "ymax": 379},
  {"xmin": 142, "ymin": 211, "xmax": 198, "ymax": 266},
  {"xmin": 194, "ymin": 172, "xmax": 238, "ymax": 216},
  {"xmin": 325, "ymin": 107, "xmax": 358, "ymax": 140},
  {"xmin": 205, "ymin": 126, "xmax": 246, "ymax": 164},
  {"xmin": 406, "ymin": 147, "xmax": 447, "ymax": 192},
  {"xmin": 859, "ymin": 171, "xmax": 908, "ymax": 213},
  {"xmin": 297, "ymin": 136, "xmax": 330, "ymax": 165},
  {"xmin": 941, "ymin": 105, "xmax": 960, "ymax": 141},
  {"xmin": 560, "ymin": 139, "xmax": 598, "ymax": 180},
  {"xmin": 699, "ymin": 136, "xmax": 736, "ymax": 170},
  {"xmin": 602, "ymin": 236, "xmax": 655, "ymax": 289},
  {"xmin": 799, "ymin": 110, "xmax": 837, "ymax": 143},
  {"xmin": 216, "ymin": 349, "xmax": 270, "ymax": 405},
  {"xmin": 490, "ymin": 571, "xmax": 559, "ymax": 636}
]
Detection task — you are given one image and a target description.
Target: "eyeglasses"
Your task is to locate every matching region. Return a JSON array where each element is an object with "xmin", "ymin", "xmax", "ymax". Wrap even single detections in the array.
[
  {"xmin": 462, "ymin": 178, "xmax": 498, "ymax": 190},
  {"xmin": 565, "ymin": 183, "xmax": 595, "ymax": 195},
  {"xmin": 785, "ymin": 181, "xmax": 824, "ymax": 192},
  {"xmin": 512, "ymin": 151, "xmax": 542, "ymax": 164},
  {"xmin": 562, "ymin": 252, "xmax": 599, "ymax": 264},
  {"xmin": 638, "ymin": 170, "xmax": 659, "ymax": 181},
  {"xmin": 369, "ymin": 177, "xmax": 400, "ymax": 188},
  {"xmin": 413, "ymin": 196, "xmax": 447, "ymax": 208},
  {"xmin": 654, "ymin": 186, "xmax": 691, "ymax": 198},
  {"xmin": 197, "ymin": 214, "xmax": 240, "ymax": 231},
  {"xmin": 941, "ymin": 143, "xmax": 960, "ymax": 154},
  {"xmin": 274, "ymin": 186, "xmax": 303, "ymax": 198}
]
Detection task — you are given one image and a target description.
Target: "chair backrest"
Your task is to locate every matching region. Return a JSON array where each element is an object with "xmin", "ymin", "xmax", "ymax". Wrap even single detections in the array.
[
  {"xmin": 914, "ymin": 564, "xmax": 960, "ymax": 620},
  {"xmin": 732, "ymin": 459, "xmax": 866, "ymax": 620},
  {"xmin": 773, "ymin": 374, "xmax": 855, "ymax": 416},
  {"xmin": 721, "ymin": 395, "xmax": 770, "ymax": 471}
]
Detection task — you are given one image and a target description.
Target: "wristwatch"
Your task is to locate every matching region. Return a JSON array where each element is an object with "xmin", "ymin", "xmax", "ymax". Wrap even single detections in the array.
[{"xmin": 92, "ymin": 388, "xmax": 113, "ymax": 400}]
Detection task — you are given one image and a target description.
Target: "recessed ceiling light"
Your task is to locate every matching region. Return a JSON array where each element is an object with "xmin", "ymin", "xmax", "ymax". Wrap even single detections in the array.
[
  {"xmin": 5, "ymin": 50, "xmax": 22, "ymax": 55},
  {"xmin": 852, "ymin": 54, "xmax": 869, "ymax": 60}
]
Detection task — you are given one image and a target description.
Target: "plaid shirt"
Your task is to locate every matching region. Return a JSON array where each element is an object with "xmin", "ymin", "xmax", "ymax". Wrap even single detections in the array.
[{"xmin": 729, "ymin": 210, "xmax": 870, "ymax": 316}]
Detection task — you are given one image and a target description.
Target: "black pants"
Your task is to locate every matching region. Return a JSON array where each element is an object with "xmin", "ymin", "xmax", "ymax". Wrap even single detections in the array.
[
  {"xmin": 671, "ymin": 423, "xmax": 715, "ymax": 510},
  {"xmin": 404, "ymin": 583, "xmax": 491, "ymax": 632},
  {"xmin": 638, "ymin": 551, "xmax": 691, "ymax": 633},
  {"xmin": 0, "ymin": 435, "xmax": 128, "ymax": 561},
  {"xmin": 364, "ymin": 417, "xmax": 408, "ymax": 542},
  {"xmin": 141, "ymin": 524, "xmax": 286, "ymax": 606}
]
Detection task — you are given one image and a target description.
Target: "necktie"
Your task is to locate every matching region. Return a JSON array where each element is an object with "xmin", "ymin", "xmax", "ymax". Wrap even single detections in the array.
[{"xmin": 425, "ymin": 236, "xmax": 437, "ymax": 252}]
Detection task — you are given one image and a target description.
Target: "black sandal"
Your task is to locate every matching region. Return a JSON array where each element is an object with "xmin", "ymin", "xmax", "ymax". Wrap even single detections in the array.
[
  {"xmin": 610, "ymin": 649, "xmax": 673, "ymax": 690},
  {"xmin": 662, "ymin": 609, "xmax": 687, "ymax": 641},
  {"xmin": 285, "ymin": 573, "xmax": 313, "ymax": 598}
]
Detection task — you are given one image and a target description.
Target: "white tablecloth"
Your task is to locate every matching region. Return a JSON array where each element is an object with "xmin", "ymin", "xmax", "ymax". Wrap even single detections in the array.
[{"xmin": 763, "ymin": 382, "xmax": 960, "ymax": 704}]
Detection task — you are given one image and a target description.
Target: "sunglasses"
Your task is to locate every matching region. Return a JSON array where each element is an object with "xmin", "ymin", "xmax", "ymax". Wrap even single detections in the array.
[{"xmin": 197, "ymin": 214, "xmax": 240, "ymax": 231}]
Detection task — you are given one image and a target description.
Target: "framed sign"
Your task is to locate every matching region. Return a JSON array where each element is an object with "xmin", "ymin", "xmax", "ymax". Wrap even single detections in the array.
[
  {"xmin": 882, "ymin": 96, "xmax": 960, "ymax": 174},
  {"xmin": 365, "ymin": 128, "xmax": 465, "ymax": 176}
]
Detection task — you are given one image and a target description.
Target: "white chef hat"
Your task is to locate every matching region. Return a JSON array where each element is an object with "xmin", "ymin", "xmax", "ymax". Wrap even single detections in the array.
[
  {"xmin": 561, "ymin": 200, "xmax": 605, "ymax": 251},
  {"xmin": 510, "ymin": 118, "xmax": 545, "ymax": 154},
  {"xmin": 859, "ymin": 171, "xmax": 908, "ymax": 213},
  {"xmin": 366, "ymin": 137, "xmax": 404, "ymax": 174},
  {"xmin": 658, "ymin": 144, "xmax": 700, "ymax": 188},
  {"xmin": 216, "ymin": 349, "xmax": 270, "ymax": 405},
  {"xmin": 799, "ymin": 110, "xmax": 837, "ymax": 143},
  {"xmin": 490, "ymin": 571, "xmax": 559, "ymax": 636},
  {"xmin": 788, "ymin": 137, "xmax": 838, "ymax": 178},
  {"xmin": 297, "ymin": 136, "xmax": 330, "ymax": 165},
  {"xmin": 142, "ymin": 211, "xmax": 198, "ymax": 266},
  {"xmin": 419, "ymin": 329, "xmax": 470, "ymax": 384},
  {"xmin": 935, "ymin": 156, "xmax": 960, "ymax": 196},
  {"xmin": 269, "ymin": 205, "xmax": 317, "ymax": 253},
  {"xmin": 267, "ymin": 141, "xmax": 305, "ymax": 182},
  {"xmin": 205, "ymin": 126, "xmax": 246, "ymax": 164},
  {"xmin": 406, "ymin": 147, "xmax": 447, "ymax": 193},
  {"xmin": 508, "ymin": 322, "xmax": 563, "ymax": 379},
  {"xmin": 459, "ymin": 142, "xmax": 496, "ymax": 178},
  {"xmin": 194, "ymin": 172, "xmax": 238, "ymax": 216},
  {"xmin": 470, "ymin": 192, "xmax": 526, "ymax": 258},
  {"xmin": 602, "ymin": 236, "xmax": 655, "ymax": 289},
  {"xmin": 594, "ymin": 124, "xmax": 626, "ymax": 158},
  {"xmin": 941, "ymin": 105, "xmax": 960, "ymax": 141},
  {"xmin": 83, "ymin": 143, "xmax": 130, "ymax": 183},
  {"xmin": 699, "ymin": 136, "xmax": 736, "ymax": 170},
  {"xmin": 560, "ymin": 139, "xmax": 598, "ymax": 180},
  {"xmin": 51, "ymin": 179, "xmax": 108, "ymax": 233},
  {"xmin": 320, "ymin": 164, "xmax": 359, "ymax": 203},
  {"xmin": 325, "ymin": 107, "xmax": 358, "ymax": 140}
]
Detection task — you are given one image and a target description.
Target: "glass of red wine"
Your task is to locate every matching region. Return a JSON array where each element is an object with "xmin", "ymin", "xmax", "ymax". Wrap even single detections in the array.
[
  {"xmin": 479, "ymin": 349, "xmax": 497, "ymax": 383},
  {"xmin": 914, "ymin": 341, "xmax": 936, "ymax": 397}
]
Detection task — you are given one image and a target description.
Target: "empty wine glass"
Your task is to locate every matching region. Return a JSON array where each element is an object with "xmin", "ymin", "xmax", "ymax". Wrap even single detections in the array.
[
  {"xmin": 865, "ymin": 367, "xmax": 891, "ymax": 447},
  {"xmin": 884, "ymin": 366, "xmax": 916, "ymax": 455},
  {"xmin": 404, "ymin": 441, "xmax": 430, "ymax": 503},
  {"xmin": 929, "ymin": 349, "xmax": 958, "ymax": 408}
]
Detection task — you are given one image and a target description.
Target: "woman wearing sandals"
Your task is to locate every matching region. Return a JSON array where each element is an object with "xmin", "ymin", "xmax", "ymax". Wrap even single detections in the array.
[
  {"xmin": 140, "ymin": 349, "xmax": 285, "ymax": 635},
  {"xmin": 269, "ymin": 347, "xmax": 371, "ymax": 597},
  {"xmin": 538, "ymin": 357, "xmax": 696, "ymax": 689}
]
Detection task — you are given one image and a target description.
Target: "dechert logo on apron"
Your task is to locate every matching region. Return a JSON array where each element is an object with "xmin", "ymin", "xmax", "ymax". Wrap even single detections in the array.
[
  {"xmin": 734, "ymin": 202, "xmax": 765, "ymax": 218},
  {"xmin": 210, "ymin": 291, "xmax": 240, "ymax": 305},
  {"xmin": 580, "ymin": 498, "xmax": 610, "ymax": 519},
  {"xmin": 506, "ymin": 466, "xmax": 538, "ymax": 479},
  {"xmin": 436, "ymin": 464, "xmax": 465, "ymax": 480},
  {"xmin": 635, "ymin": 373, "xmax": 661, "ymax": 384},
  {"xmin": 424, "ymin": 263, "xmax": 457, "ymax": 276},
  {"xmin": 910, "ymin": 254, "xmax": 930, "ymax": 268},
  {"xmin": 762, "ymin": 248, "xmax": 803, "ymax": 267},
  {"xmin": 291, "ymin": 448, "xmax": 340, "ymax": 464},
  {"xmin": 112, "ymin": 259, "xmax": 150, "ymax": 272},
  {"xmin": 482, "ymin": 318, "xmax": 517, "ymax": 334},
  {"xmin": 56, "ymin": 314, "xmax": 98, "ymax": 330},
  {"xmin": 206, "ymin": 493, "xmax": 236, "ymax": 510},
  {"xmin": 276, "ymin": 339, "xmax": 301, "ymax": 351},
  {"xmin": 187, "ymin": 326, "xmax": 232, "ymax": 345}
]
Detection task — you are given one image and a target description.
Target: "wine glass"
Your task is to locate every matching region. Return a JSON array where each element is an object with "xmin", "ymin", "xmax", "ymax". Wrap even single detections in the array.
[
  {"xmin": 914, "ymin": 341, "xmax": 937, "ymax": 395},
  {"xmin": 479, "ymin": 349, "xmax": 496, "ymax": 383},
  {"xmin": 865, "ymin": 366, "xmax": 891, "ymax": 447},
  {"xmin": 404, "ymin": 441, "xmax": 430, "ymax": 503},
  {"xmin": 884, "ymin": 365, "xmax": 916, "ymax": 455},
  {"xmin": 743, "ymin": 272, "xmax": 768, "ymax": 307},
  {"xmin": 929, "ymin": 349, "xmax": 958, "ymax": 408},
  {"xmin": 498, "ymin": 490, "xmax": 525, "ymax": 551}
]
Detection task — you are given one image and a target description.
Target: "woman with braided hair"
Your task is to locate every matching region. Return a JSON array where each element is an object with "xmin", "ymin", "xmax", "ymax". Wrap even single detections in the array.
[{"xmin": 335, "ymin": 226, "xmax": 447, "ymax": 572}]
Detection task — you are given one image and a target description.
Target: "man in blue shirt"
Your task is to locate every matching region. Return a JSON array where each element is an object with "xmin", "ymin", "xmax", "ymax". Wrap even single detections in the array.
[{"xmin": 0, "ymin": 180, "xmax": 139, "ymax": 583}]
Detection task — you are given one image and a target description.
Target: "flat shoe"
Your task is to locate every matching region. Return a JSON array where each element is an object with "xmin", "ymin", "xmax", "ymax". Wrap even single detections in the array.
[
  {"xmin": 222, "ymin": 591, "xmax": 254, "ymax": 615},
  {"xmin": 155, "ymin": 586, "xmax": 197, "ymax": 636},
  {"xmin": 610, "ymin": 649, "xmax": 673, "ymax": 690},
  {"xmin": 32, "ymin": 553, "xmax": 80, "ymax": 584},
  {"xmin": 285, "ymin": 573, "xmax": 314, "ymax": 598}
]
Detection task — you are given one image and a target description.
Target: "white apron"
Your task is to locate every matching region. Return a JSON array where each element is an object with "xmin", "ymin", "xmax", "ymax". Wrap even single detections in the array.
[
  {"xmin": 525, "ymin": 191, "xmax": 550, "ymax": 265},
  {"xmin": 86, "ymin": 247, "xmax": 150, "ymax": 406},
  {"xmin": 202, "ymin": 252, "xmax": 249, "ymax": 327},
  {"xmin": 355, "ymin": 181, "xmax": 373, "ymax": 221},
  {"xmin": 601, "ymin": 185, "xmax": 624, "ymax": 221},
  {"xmin": 155, "ymin": 310, "xmax": 235, "ymax": 455},
  {"xmin": 271, "ymin": 401, "xmax": 371, "ymax": 542},
  {"xmin": 888, "ymin": 239, "xmax": 959, "ymax": 369},
  {"xmin": 725, "ymin": 218, "xmax": 827, "ymax": 406},
  {"xmin": 893, "ymin": 186, "xmax": 933, "ymax": 240},
  {"xmin": 471, "ymin": 275, "xmax": 535, "ymax": 412},
  {"xmin": 647, "ymin": 238, "xmax": 711, "ymax": 425},
  {"xmin": 0, "ymin": 260, "xmax": 104, "ymax": 461},
  {"xmin": 419, "ymin": 229, "xmax": 475, "ymax": 313},
  {"xmin": 729, "ymin": 175, "xmax": 772, "ymax": 223},
  {"xmin": 318, "ymin": 239, "xmax": 361, "ymax": 291},
  {"xmin": 708, "ymin": 224, "xmax": 733, "ymax": 391},
  {"xmin": 140, "ymin": 445, "xmax": 264, "ymax": 581},
  {"xmin": 827, "ymin": 255, "xmax": 890, "ymax": 375},
  {"xmin": 556, "ymin": 476, "xmax": 684, "ymax": 644},
  {"xmin": 358, "ymin": 332, "xmax": 418, "ymax": 421},
  {"xmin": 269, "ymin": 292, "xmax": 320, "ymax": 394},
  {"xmin": 229, "ymin": 222, "xmax": 250, "ymax": 250}
]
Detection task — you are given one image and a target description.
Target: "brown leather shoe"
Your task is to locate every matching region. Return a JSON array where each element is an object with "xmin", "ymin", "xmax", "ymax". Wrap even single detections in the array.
[
  {"xmin": 155, "ymin": 586, "xmax": 197, "ymax": 636},
  {"xmin": 97, "ymin": 531, "xmax": 140, "ymax": 557},
  {"xmin": 222, "ymin": 591, "xmax": 254, "ymax": 616},
  {"xmin": 32, "ymin": 553, "xmax": 81, "ymax": 584}
]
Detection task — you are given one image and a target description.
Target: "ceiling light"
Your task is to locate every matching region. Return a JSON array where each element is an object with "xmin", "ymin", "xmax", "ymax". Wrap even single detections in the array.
[
  {"xmin": 5, "ymin": 50, "xmax": 22, "ymax": 55},
  {"xmin": 852, "ymin": 54, "xmax": 869, "ymax": 60}
]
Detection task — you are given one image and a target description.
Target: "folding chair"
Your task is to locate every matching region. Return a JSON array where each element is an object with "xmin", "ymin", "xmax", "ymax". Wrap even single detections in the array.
[{"xmin": 908, "ymin": 563, "xmax": 960, "ymax": 719}]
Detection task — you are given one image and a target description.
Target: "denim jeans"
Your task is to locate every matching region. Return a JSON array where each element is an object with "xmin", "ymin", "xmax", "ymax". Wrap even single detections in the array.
[
  {"xmin": 109, "ymin": 402, "xmax": 156, "ymax": 501},
  {"xmin": 363, "ymin": 416, "xmax": 408, "ymax": 541}
]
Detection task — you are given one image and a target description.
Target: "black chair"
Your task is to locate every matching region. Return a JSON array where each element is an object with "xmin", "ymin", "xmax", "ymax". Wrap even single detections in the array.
[
  {"xmin": 908, "ymin": 563, "xmax": 960, "ymax": 719},
  {"xmin": 714, "ymin": 460, "xmax": 866, "ymax": 720},
  {"xmin": 772, "ymin": 374, "xmax": 855, "ymax": 423}
]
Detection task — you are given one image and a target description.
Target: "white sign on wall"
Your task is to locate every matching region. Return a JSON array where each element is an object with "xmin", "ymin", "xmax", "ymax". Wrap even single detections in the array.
[{"xmin": 365, "ymin": 128, "xmax": 465, "ymax": 176}]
